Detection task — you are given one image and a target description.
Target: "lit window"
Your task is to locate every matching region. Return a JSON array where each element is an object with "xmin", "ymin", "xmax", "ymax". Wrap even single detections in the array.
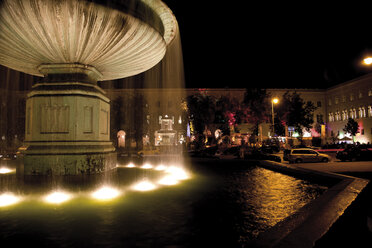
[
  {"xmin": 368, "ymin": 106, "xmax": 372, "ymax": 117},
  {"xmin": 350, "ymin": 94, "xmax": 354, "ymax": 101},
  {"xmin": 329, "ymin": 113, "xmax": 334, "ymax": 122},
  {"xmin": 335, "ymin": 97, "xmax": 339, "ymax": 104},
  {"xmin": 350, "ymin": 109, "xmax": 354, "ymax": 119},
  {"xmin": 359, "ymin": 107, "xmax": 366, "ymax": 118}
]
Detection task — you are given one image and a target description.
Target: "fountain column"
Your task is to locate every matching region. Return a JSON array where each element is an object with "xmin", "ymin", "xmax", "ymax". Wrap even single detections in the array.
[
  {"xmin": 0, "ymin": 0, "xmax": 178, "ymax": 175},
  {"xmin": 20, "ymin": 63, "xmax": 116, "ymax": 175}
]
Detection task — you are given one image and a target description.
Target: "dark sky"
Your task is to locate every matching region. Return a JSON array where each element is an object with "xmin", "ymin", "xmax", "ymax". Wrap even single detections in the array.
[{"xmin": 162, "ymin": 1, "xmax": 372, "ymax": 89}]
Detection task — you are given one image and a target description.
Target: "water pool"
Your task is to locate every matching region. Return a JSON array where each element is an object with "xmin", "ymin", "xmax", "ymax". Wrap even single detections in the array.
[{"xmin": 0, "ymin": 159, "xmax": 327, "ymax": 247}]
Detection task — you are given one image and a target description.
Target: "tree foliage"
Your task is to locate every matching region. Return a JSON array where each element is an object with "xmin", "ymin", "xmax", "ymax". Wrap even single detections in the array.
[
  {"xmin": 343, "ymin": 118, "xmax": 359, "ymax": 140},
  {"xmin": 277, "ymin": 91, "xmax": 317, "ymax": 136},
  {"xmin": 186, "ymin": 94, "xmax": 216, "ymax": 135},
  {"xmin": 242, "ymin": 88, "xmax": 269, "ymax": 134}
]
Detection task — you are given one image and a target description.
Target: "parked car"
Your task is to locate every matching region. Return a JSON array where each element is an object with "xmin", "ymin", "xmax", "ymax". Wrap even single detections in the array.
[
  {"xmin": 260, "ymin": 145, "xmax": 280, "ymax": 154},
  {"xmin": 188, "ymin": 146, "xmax": 219, "ymax": 158},
  {"xmin": 215, "ymin": 146, "xmax": 240, "ymax": 159},
  {"xmin": 242, "ymin": 148, "xmax": 281, "ymax": 162},
  {"xmin": 336, "ymin": 146, "xmax": 372, "ymax": 161},
  {"xmin": 287, "ymin": 148, "xmax": 330, "ymax": 163}
]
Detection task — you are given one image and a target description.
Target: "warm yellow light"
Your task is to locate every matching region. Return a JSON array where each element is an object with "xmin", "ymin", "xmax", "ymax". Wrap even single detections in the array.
[
  {"xmin": 141, "ymin": 163, "xmax": 153, "ymax": 169},
  {"xmin": 132, "ymin": 180, "xmax": 157, "ymax": 191},
  {"xmin": 272, "ymin": 98, "xmax": 279, "ymax": 104},
  {"xmin": 126, "ymin": 162, "xmax": 136, "ymax": 168},
  {"xmin": 364, "ymin": 57, "xmax": 372, "ymax": 65},
  {"xmin": 91, "ymin": 186, "xmax": 121, "ymax": 200},
  {"xmin": 0, "ymin": 193, "xmax": 21, "ymax": 207},
  {"xmin": 158, "ymin": 175, "xmax": 179, "ymax": 186},
  {"xmin": 0, "ymin": 167, "xmax": 15, "ymax": 174},
  {"xmin": 155, "ymin": 164, "xmax": 167, "ymax": 171},
  {"xmin": 165, "ymin": 166, "xmax": 190, "ymax": 180},
  {"xmin": 44, "ymin": 191, "xmax": 71, "ymax": 204}
]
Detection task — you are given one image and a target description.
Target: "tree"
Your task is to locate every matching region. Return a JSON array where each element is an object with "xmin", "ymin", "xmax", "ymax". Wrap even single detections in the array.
[
  {"xmin": 186, "ymin": 93, "xmax": 216, "ymax": 137},
  {"xmin": 343, "ymin": 118, "xmax": 359, "ymax": 142},
  {"xmin": 242, "ymin": 88, "xmax": 269, "ymax": 135},
  {"xmin": 277, "ymin": 91, "xmax": 317, "ymax": 137}
]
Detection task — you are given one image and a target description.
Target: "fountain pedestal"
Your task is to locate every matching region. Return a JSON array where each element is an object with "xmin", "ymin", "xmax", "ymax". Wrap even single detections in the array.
[
  {"xmin": 0, "ymin": 0, "xmax": 178, "ymax": 175},
  {"xmin": 20, "ymin": 64, "xmax": 116, "ymax": 175}
]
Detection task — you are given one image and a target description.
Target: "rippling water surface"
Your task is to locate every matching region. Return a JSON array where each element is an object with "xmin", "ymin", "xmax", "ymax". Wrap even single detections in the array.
[{"xmin": 0, "ymin": 159, "xmax": 327, "ymax": 248}]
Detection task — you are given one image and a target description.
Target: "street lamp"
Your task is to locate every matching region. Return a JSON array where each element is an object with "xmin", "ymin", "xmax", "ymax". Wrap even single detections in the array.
[
  {"xmin": 363, "ymin": 57, "xmax": 372, "ymax": 65},
  {"xmin": 271, "ymin": 98, "xmax": 279, "ymax": 137}
]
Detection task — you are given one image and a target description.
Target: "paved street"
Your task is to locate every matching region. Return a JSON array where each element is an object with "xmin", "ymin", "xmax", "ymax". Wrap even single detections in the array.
[
  {"xmin": 285, "ymin": 160, "xmax": 372, "ymax": 173},
  {"xmin": 275, "ymin": 150, "xmax": 372, "ymax": 173}
]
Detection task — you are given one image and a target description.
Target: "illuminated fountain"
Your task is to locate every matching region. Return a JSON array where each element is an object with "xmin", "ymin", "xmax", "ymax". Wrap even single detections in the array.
[
  {"xmin": 0, "ymin": 0, "xmax": 178, "ymax": 175},
  {"xmin": 155, "ymin": 118, "xmax": 177, "ymax": 146},
  {"xmin": 1, "ymin": 1, "xmax": 368, "ymax": 247}
]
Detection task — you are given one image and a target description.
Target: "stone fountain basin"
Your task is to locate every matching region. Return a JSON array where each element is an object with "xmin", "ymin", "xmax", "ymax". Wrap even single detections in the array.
[{"xmin": 0, "ymin": 0, "xmax": 177, "ymax": 80}]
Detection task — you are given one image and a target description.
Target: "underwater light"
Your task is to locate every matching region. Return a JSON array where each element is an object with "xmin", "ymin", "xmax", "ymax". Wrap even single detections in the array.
[
  {"xmin": 0, "ymin": 167, "xmax": 15, "ymax": 174},
  {"xmin": 141, "ymin": 163, "xmax": 153, "ymax": 169},
  {"xmin": 126, "ymin": 162, "xmax": 136, "ymax": 168},
  {"xmin": 0, "ymin": 193, "xmax": 21, "ymax": 207},
  {"xmin": 44, "ymin": 191, "xmax": 72, "ymax": 204},
  {"xmin": 155, "ymin": 164, "xmax": 167, "ymax": 171},
  {"xmin": 132, "ymin": 180, "xmax": 157, "ymax": 191},
  {"xmin": 158, "ymin": 175, "xmax": 179, "ymax": 186},
  {"xmin": 165, "ymin": 166, "xmax": 190, "ymax": 180},
  {"xmin": 92, "ymin": 186, "xmax": 121, "ymax": 201}
]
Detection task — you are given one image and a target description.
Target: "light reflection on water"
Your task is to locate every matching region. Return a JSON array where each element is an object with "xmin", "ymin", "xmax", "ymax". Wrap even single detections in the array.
[{"xmin": 0, "ymin": 160, "xmax": 327, "ymax": 247}]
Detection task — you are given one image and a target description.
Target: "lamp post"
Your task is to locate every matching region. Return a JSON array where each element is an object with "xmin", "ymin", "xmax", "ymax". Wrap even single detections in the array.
[
  {"xmin": 363, "ymin": 57, "xmax": 372, "ymax": 65},
  {"xmin": 271, "ymin": 98, "xmax": 279, "ymax": 137}
]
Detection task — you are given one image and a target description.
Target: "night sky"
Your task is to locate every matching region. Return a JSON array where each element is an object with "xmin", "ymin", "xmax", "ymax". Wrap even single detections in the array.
[{"xmin": 163, "ymin": 1, "xmax": 372, "ymax": 89}]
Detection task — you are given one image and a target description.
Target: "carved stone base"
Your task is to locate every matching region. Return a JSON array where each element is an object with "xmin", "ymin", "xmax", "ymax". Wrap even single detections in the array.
[
  {"xmin": 20, "ymin": 64, "xmax": 116, "ymax": 175},
  {"xmin": 21, "ymin": 152, "xmax": 116, "ymax": 176}
]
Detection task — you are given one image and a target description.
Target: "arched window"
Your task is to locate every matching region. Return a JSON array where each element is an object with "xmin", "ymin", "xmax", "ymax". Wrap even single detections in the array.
[
  {"xmin": 350, "ymin": 109, "xmax": 354, "ymax": 119},
  {"xmin": 342, "ymin": 110, "xmax": 347, "ymax": 121},
  {"xmin": 328, "ymin": 113, "xmax": 333, "ymax": 122},
  {"xmin": 359, "ymin": 107, "xmax": 366, "ymax": 118},
  {"xmin": 117, "ymin": 130, "xmax": 126, "ymax": 148}
]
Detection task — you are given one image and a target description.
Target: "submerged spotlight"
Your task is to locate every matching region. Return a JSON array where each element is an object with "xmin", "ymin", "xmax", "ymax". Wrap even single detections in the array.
[
  {"xmin": 158, "ymin": 175, "xmax": 179, "ymax": 186},
  {"xmin": 165, "ymin": 166, "xmax": 190, "ymax": 180},
  {"xmin": 141, "ymin": 163, "xmax": 153, "ymax": 169},
  {"xmin": 0, "ymin": 167, "xmax": 15, "ymax": 174},
  {"xmin": 44, "ymin": 191, "xmax": 72, "ymax": 204},
  {"xmin": 132, "ymin": 180, "xmax": 157, "ymax": 191},
  {"xmin": 155, "ymin": 164, "xmax": 167, "ymax": 171},
  {"xmin": 0, "ymin": 193, "xmax": 21, "ymax": 207},
  {"xmin": 126, "ymin": 162, "xmax": 136, "ymax": 168},
  {"xmin": 92, "ymin": 186, "xmax": 121, "ymax": 201}
]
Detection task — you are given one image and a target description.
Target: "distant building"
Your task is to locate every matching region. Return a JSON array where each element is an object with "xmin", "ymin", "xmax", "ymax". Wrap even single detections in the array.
[
  {"xmin": 325, "ymin": 74, "xmax": 372, "ymax": 144},
  {"xmin": 1, "ymin": 73, "xmax": 371, "ymax": 151}
]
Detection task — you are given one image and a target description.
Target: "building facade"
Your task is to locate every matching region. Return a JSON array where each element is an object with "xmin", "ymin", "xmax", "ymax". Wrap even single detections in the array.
[
  {"xmin": 325, "ymin": 74, "xmax": 372, "ymax": 144},
  {"xmin": 1, "ymin": 74, "xmax": 371, "ymax": 152}
]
